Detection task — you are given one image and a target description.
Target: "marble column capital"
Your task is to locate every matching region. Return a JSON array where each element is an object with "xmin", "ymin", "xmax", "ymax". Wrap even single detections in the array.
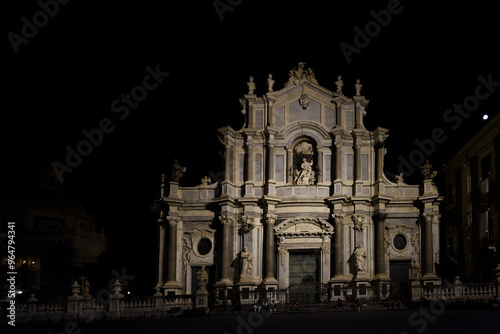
[
  {"xmin": 372, "ymin": 212, "xmax": 388, "ymax": 224},
  {"xmin": 331, "ymin": 213, "xmax": 344, "ymax": 224},
  {"xmin": 219, "ymin": 215, "xmax": 235, "ymax": 226},
  {"xmin": 265, "ymin": 214, "xmax": 277, "ymax": 224},
  {"xmin": 166, "ymin": 216, "xmax": 180, "ymax": 227}
]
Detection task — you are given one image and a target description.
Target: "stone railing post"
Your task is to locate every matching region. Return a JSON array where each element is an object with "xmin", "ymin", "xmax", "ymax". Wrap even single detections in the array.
[
  {"xmin": 27, "ymin": 294, "xmax": 38, "ymax": 320},
  {"xmin": 454, "ymin": 276, "xmax": 463, "ymax": 299},
  {"xmin": 65, "ymin": 281, "xmax": 81, "ymax": 321},
  {"xmin": 106, "ymin": 279, "xmax": 124, "ymax": 320}
]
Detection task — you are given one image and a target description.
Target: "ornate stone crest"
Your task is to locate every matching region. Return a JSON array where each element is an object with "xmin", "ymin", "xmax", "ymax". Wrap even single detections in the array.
[
  {"xmin": 352, "ymin": 215, "xmax": 365, "ymax": 232},
  {"xmin": 240, "ymin": 215, "xmax": 255, "ymax": 234},
  {"xmin": 299, "ymin": 94, "xmax": 310, "ymax": 109},
  {"xmin": 284, "ymin": 62, "xmax": 318, "ymax": 87}
]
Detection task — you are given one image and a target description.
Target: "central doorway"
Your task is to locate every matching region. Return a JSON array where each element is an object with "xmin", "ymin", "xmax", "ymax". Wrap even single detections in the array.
[
  {"xmin": 289, "ymin": 250, "xmax": 320, "ymax": 285},
  {"xmin": 389, "ymin": 260, "xmax": 411, "ymax": 301},
  {"xmin": 288, "ymin": 250, "xmax": 325, "ymax": 305}
]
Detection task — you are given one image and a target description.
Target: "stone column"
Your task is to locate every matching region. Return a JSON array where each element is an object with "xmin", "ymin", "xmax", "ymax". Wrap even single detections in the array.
[
  {"xmin": 219, "ymin": 216, "xmax": 234, "ymax": 284},
  {"xmin": 335, "ymin": 141, "xmax": 342, "ymax": 180},
  {"xmin": 376, "ymin": 144, "xmax": 385, "ymax": 181},
  {"xmin": 373, "ymin": 213, "xmax": 388, "ymax": 277},
  {"xmin": 317, "ymin": 147, "xmax": 323, "ymax": 183},
  {"xmin": 157, "ymin": 217, "xmax": 166, "ymax": 284},
  {"xmin": 423, "ymin": 213, "xmax": 435, "ymax": 278},
  {"xmin": 332, "ymin": 214, "xmax": 344, "ymax": 279},
  {"xmin": 286, "ymin": 146, "xmax": 293, "ymax": 183},
  {"xmin": 224, "ymin": 141, "xmax": 232, "ymax": 182},
  {"xmin": 264, "ymin": 214, "xmax": 277, "ymax": 281},
  {"xmin": 355, "ymin": 141, "xmax": 362, "ymax": 183},
  {"xmin": 246, "ymin": 140, "xmax": 254, "ymax": 181},
  {"xmin": 166, "ymin": 217, "xmax": 179, "ymax": 283},
  {"xmin": 268, "ymin": 141, "xmax": 275, "ymax": 181}
]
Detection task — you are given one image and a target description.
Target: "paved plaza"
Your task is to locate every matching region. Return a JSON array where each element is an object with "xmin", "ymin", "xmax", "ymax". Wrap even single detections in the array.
[{"xmin": 8, "ymin": 309, "xmax": 500, "ymax": 334}]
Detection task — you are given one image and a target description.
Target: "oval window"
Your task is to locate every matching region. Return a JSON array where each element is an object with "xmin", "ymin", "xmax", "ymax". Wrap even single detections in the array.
[
  {"xmin": 393, "ymin": 234, "xmax": 407, "ymax": 251},
  {"xmin": 197, "ymin": 238, "xmax": 212, "ymax": 256}
]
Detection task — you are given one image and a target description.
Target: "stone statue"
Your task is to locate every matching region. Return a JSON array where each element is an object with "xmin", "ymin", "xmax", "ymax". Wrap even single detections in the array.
[
  {"xmin": 354, "ymin": 243, "xmax": 367, "ymax": 272},
  {"xmin": 355, "ymin": 79, "xmax": 362, "ymax": 96},
  {"xmin": 239, "ymin": 97, "xmax": 247, "ymax": 115},
  {"xmin": 240, "ymin": 246, "xmax": 254, "ymax": 278},
  {"xmin": 409, "ymin": 259, "xmax": 420, "ymax": 280},
  {"xmin": 201, "ymin": 176, "xmax": 211, "ymax": 186},
  {"xmin": 335, "ymin": 76, "xmax": 343, "ymax": 94},
  {"xmin": 395, "ymin": 172, "xmax": 405, "ymax": 184},
  {"xmin": 197, "ymin": 266, "xmax": 209, "ymax": 292},
  {"xmin": 420, "ymin": 160, "xmax": 437, "ymax": 180},
  {"xmin": 247, "ymin": 76, "xmax": 256, "ymax": 95},
  {"xmin": 82, "ymin": 279, "xmax": 90, "ymax": 298},
  {"xmin": 284, "ymin": 62, "xmax": 318, "ymax": 87},
  {"xmin": 294, "ymin": 158, "xmax": 315, "ymax": 185},
  {"xmin": 171, "ymin": 159, "xmax": 186, "ymax": 182},
  {"xmin": 266, "ymin": 74, "xmax": 275, "ymax": 92}
]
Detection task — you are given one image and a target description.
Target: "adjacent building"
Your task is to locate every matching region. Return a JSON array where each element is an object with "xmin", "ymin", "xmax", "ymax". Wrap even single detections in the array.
[
  {"xmin": 441, "ymin": 112, "xmax": 500, "ymax": 283},
  {"xmin": 153, "ymin": 63, "xmax": 443, "ymax": 303},
  {"xmin": 0, "ymin": 167, "xmax": 108, "ymax": 300}
]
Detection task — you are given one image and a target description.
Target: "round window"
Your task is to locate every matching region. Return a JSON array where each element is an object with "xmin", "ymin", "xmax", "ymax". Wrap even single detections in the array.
[
  {"xmin": 393, "ymin": 234, "xmax": 407, "ymax": 251},
  {"xmin": 197, "ymin": 238, "xmax": 212, "ymax": 256}
]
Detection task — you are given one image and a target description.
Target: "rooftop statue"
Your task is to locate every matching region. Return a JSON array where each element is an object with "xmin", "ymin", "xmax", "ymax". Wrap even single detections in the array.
[{"xmin": 284, "ymin": 62, "xmax": 318, "ymax": 87}]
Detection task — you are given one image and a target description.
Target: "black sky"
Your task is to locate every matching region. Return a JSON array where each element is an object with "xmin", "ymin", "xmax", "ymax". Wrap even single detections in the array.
[{"xmin": 2, "ymin": 0, "xmax": 499, "ymax": 263}]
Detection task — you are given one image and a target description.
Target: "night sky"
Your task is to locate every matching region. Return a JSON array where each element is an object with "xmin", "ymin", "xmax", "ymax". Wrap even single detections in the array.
[{"xmin": 3, "ymin": 1, "xmax": 499, "ymax": 288}]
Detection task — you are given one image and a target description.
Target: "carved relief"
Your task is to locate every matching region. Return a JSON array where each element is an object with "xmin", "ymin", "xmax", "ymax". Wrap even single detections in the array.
[
  {"xmin": 299, "ymin": 94, "xmax": 310, "ymax": 109},
  {"xmin": 351, "ymin": 215, "xmax": 365, "ymax": 232},
  {"xmin": 284, "ymin": 62, "xmax": 318, "ymax": 87},
  {"xmin": 321, "ymin": 246, "xmax": 330, "ymax": 264},
  {"xmin": 278, "ymin": 247, "xmax": 287, "ymax": 265},
  {"xmin": 183, "ymin": 228, "xmax": 216, "ymax": 267},
  {"xmin": 240, "ymin": 215, "xmax": 255, "ymax": 234}
]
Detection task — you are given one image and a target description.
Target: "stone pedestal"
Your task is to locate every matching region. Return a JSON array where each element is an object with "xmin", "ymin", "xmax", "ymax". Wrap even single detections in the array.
[
  {"xmin": 372, "ymin": 278, "xmax": 391, "ymax": 300},
  {"xmin": 411, "ymin": 281, "xmax": 423, "ymax": 301},
  {"xmin": 195, "ymin": 290, "xmax": 209, "ymax": 314}
]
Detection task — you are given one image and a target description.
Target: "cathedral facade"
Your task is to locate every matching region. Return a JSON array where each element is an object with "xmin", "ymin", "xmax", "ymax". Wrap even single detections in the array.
[{"xmin": 153, "ymin": 63, "xmax": 442, "ymax": 302}]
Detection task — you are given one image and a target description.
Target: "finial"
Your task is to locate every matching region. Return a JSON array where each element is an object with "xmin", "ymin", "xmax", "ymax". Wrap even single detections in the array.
[
  {"xmin": 355, "ymin": 79, "xmax": 362, "ymax": 96},
  {"xmin": 247, "ymin": 76, "xmax": 256, "ymax": 95}
]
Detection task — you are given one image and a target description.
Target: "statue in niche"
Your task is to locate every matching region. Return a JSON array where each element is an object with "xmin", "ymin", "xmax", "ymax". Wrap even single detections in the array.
[
  {"xmin": 171, "ymin": 159, "xmax": 186, "ymax": 182},
  {"xmin": 247, "ymin": 76, "xmax": 256, "ymax": 95},
  {"xmin": 266, "ymin": 73, "xmax": 275, "ymax": 92},
  {"xmin": 409, "ymin": 259, "xmax": 421, "ymax": 280},
  {"xmin": 197, "ymin": 265, "xmax": 209, "ymax": 292},
  {"xmin": 354, "ymin": 243, "xmax": 367, "ymax": 273},
  {"xmin": 294, "ymin": 158, "xmax": 315, "ymax": 185},
  {"xmin": 240, "ymin": 246, "xmax": 254, "ymax": 278}
]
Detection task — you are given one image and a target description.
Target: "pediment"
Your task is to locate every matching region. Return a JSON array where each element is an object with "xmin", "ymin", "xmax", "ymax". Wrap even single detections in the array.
[{"xmin": 275, "ymin": 217, "xmax": 334, "ymax": 236}]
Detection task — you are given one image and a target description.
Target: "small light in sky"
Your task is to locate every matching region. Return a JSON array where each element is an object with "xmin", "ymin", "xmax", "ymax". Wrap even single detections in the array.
[{"xmin": 483, "ymin": 114, "xmax": 489, "ymax": 120}]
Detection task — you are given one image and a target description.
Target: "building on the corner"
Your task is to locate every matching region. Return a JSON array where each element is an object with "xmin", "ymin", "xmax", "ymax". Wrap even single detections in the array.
[
  {"xmin": 152, "ymin": 63, "xmax": 443, "ymax": 303},
  {"xmin": 441, "ymin": 112, "xmax": 500, "ymax": 283},
  {"xmin": 0, "ymin": 167, "xmax": 108, "ymax": 300}
]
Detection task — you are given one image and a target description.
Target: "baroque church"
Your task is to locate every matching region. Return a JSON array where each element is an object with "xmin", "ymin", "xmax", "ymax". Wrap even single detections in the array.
[{"xmin": 152, "ymin": 63, "xmax": 442, "ymax": 303}]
